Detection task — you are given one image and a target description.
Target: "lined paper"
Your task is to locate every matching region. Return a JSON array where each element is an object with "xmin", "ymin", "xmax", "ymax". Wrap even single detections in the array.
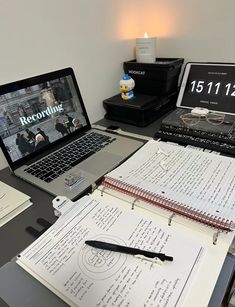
[{"xmin": 104, "ymin": 140, "xmax": 235, "ymax": 222}]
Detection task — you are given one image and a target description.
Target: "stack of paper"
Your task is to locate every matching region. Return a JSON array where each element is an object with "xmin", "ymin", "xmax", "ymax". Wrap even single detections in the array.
[{"xmin": 0, "ymin": 181, "xmax": 32, "ymax": 227}]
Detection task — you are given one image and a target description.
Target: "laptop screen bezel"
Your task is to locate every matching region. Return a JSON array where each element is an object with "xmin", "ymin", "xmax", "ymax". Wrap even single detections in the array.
[
  {"xmin": 0, "ymin": 67, "xmax": 92, "ymax": 171},
  {"xmin": 176, "ymin": 62, "xmax": 235, "ymax": 115}
]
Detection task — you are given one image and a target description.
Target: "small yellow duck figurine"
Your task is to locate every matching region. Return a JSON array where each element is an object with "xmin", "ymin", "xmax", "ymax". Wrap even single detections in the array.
[{"xmin": 120, "ymin": 74, "xmax": 135, "ymax": 100}]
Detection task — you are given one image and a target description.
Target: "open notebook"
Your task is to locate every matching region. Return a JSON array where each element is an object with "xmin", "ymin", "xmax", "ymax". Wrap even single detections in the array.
[
  {"xmin": 16, "ymin": 194, "xmax": 211, "ymax": 307},
  {"xmin": 15, "ymin": 140, "xmax": 235, "ymax": 307},
  {"xmin": 102, "ymin": 140, "xmax": 235, "ymax": 233}
]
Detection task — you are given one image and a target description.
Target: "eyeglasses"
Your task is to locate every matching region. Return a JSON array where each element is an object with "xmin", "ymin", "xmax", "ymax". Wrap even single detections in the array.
[{"xmin": 180, "ymin": 112, "xmax": 225, "ymax": 126}]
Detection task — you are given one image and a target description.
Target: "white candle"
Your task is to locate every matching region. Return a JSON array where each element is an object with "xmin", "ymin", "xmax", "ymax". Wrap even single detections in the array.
[{"xmin": 136, "ymin": 32, "xmax": 156, "ymax": 63}]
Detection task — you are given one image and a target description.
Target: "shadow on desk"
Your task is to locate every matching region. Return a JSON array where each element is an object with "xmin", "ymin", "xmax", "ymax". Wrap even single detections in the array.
[
  {"xmin": 0, "ymin": 167, "xmax": 56, "ymax": 267},
  {"xmin": 0, "ymin": 261, "xmax": 67, "ymax": 307}
]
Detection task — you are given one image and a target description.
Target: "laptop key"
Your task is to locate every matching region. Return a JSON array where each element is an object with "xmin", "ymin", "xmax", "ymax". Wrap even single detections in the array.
[{"xmin": 70, "ymin": 151, "xmax": 94, "ymax": 167}]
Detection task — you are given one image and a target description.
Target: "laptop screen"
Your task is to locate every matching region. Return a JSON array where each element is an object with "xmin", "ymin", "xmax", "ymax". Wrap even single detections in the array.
[
  {"xmin": 0, "ymin": 68, "xmax": 90, "ymax": 168},
  {"xmin": 176, "ymin": 63, "xmax": 235, "ymax": 115}
]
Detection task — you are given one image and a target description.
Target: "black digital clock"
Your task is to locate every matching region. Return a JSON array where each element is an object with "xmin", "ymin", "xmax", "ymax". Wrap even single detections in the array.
[{"xmin": 177, "ymin": 63, "xmax": 235, "ymax": 115}]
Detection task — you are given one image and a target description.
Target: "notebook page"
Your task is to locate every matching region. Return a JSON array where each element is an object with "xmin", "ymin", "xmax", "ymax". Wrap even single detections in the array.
[
  {"xmin": 104, "ymin": 140, "xmax": 235, "ymax": 222},
  {"xmin": 17, "ymin": 195, "xmax": 203, "ymax": 307}
]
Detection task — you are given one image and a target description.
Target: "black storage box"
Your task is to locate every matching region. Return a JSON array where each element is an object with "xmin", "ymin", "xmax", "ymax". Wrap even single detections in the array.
[
  {"xmin": 103, "ymin": 92, "xmax": 177, "ymax": 127},
  {"xmin": 123, "ymin": 58, "xmax": 184, "ymax": 96}
]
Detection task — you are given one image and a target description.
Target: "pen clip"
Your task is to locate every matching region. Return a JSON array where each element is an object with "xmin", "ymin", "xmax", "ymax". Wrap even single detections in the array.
[
  {"xmin": 156, "ymin": 146, "xmax": 170, "ymax": 171},
  {"xmin": 156, "ymin": 146, "xmax": 169, "ymax": 157},
  {"xmin": 134, "ymin": 254, "xmax": 163, "ymax": 266}
]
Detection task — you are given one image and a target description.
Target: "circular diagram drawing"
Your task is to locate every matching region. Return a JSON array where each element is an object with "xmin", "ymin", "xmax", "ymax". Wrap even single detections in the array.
[{"xmin": 78, "ymin": 234, "xmax": 127, "ymax": 280}]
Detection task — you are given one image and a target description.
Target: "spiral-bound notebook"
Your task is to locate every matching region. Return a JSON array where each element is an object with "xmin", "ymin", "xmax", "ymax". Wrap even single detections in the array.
[
  {"xmin": 11, "ymin": 140, "xmax": 235, "ymax": 307},
  {"xmin": 101, "ymin": 140, "xmax": 235, "ymax": 233}
]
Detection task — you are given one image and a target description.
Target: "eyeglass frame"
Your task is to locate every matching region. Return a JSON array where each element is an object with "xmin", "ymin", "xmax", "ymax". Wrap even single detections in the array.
[{"xmin": 179, "ymin": 110, "xmax": 225, "ymax": 126}]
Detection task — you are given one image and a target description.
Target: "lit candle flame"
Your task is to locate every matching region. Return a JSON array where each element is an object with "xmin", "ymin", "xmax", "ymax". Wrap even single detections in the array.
[{"xmin": 144, "ymin": 32, "xmax": 148, "ymax": 38}]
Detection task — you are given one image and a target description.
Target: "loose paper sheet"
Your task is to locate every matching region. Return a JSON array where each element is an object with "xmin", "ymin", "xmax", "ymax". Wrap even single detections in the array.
[
  {"xmin": 17, "ymin": 195, "xmax": 203, "ymax": 307},
  {"xmin": 0, "ymin": 181, "xmax": 32, "ymax": 227}
]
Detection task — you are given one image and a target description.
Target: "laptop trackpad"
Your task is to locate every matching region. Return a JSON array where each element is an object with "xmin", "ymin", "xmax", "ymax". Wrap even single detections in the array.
[{"xmin": 79, "ymin": 151, "xmax": 122, "ymax": 176}]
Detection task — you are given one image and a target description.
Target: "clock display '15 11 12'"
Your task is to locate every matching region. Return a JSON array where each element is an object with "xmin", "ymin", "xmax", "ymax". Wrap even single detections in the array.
[
  {"xmin": 178, "ymin": 63, "xmax": 235, "ymax": 114},
  {"xmin": 190, "ymin": 80, "xmax": 235, "ymax": 97}
]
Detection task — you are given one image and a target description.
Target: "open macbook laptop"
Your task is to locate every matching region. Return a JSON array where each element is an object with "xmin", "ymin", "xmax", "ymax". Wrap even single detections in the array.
[{"xmin": 0, "ymin": 68, "xmax": 143, "ymax": 199}]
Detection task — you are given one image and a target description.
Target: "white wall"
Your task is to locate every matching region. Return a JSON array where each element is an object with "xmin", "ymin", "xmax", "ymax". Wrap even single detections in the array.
[
  {"xmin": 0, "ymin": 0, "xmax": 235, "ymax": 169},
  {"xmin": 152, "ymin": 0, "xmax": 235, "ymax": 63},
  {"xmin": 0, "ymin": 0, "xmax": 145, "ymax": 169}
]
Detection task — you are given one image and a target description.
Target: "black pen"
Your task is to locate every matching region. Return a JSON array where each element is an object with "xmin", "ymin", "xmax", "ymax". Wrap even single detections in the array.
[{"xmin": 85, "ymin": 240, "xmax": 173, "ymax": 262}]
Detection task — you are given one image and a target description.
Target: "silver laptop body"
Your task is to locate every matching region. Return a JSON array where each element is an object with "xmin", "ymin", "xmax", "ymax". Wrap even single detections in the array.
[{"xmin": 0, "ymin": 68, "xmax": 143, "ymax": 199}]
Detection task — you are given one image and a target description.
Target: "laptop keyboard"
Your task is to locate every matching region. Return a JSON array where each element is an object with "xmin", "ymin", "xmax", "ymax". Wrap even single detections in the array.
[{"xmin": 24, "ymin": 132, "xmax": 116, "ymax": 183}]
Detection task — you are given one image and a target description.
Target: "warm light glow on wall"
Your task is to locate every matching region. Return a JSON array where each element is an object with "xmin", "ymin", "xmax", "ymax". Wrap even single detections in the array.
[{"xmin": 116, "ymin": 6, "xmax": 177, "ymax": 40}]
